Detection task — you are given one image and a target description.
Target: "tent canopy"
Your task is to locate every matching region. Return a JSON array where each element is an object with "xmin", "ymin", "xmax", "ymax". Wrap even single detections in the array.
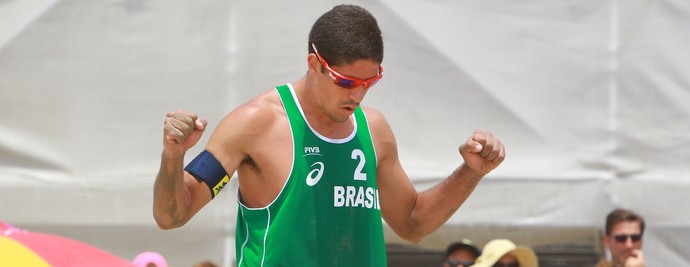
[{"xmin": 1, "ymin": 1, "xmax": 688, "ymax": 266}]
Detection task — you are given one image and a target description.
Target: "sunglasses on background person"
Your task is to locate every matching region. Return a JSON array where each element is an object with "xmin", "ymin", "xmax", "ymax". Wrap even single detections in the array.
[
  {"xmin": 446, "ymin": 259, "xmax": 474, "ymax": 267},
  {"xmin": 493, "ymin": 262, "xmax": 519, "ymax": 267},
  {"xmin": 311, "ymin": 43, "xmax": 384, "ymax": 89},
  {"xmin": 613, "ymin": 234, "xmax": 642, "ymax": 243}
]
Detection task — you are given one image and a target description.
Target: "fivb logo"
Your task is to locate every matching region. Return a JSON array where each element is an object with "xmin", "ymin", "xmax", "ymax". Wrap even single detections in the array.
[{"xmin": 304, "ymin": 146, "xmax": 321, "ymax": 156}]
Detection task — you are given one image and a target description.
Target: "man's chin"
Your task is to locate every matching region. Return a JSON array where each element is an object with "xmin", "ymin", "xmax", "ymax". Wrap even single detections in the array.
[{"xmin": 612, "ymin": 254, "xmax": 630, "ymax": 264}]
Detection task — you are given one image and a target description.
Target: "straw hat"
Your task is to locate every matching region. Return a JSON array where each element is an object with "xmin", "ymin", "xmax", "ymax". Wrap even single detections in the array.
[{"xmin": 470, "ymin": 239, "xmax": 538, "ymax": 267}]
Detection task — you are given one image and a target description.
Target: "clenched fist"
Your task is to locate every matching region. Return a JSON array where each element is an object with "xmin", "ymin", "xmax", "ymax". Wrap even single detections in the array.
[
  {"xmin": 163, "ymin": 110, "xmax": 208, "ymax": 156},
  {"xmin": 458, "ymin": 129, "xmax": 505, "ymax": 175}
]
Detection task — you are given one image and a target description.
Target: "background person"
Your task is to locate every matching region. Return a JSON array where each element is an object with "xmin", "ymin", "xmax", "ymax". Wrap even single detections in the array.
[
  {"xmin": 193, "ymin": 261, "xmax": 218, "ymax": 267},
  {"xmin": 470, "ymin": 239, "xmax": 538, "ymax": 267},
  {"xmin": 444, "ymin": 239, "xmax": 481, "ymax": 267},
  {"xmin": 596, "ymin": 208, "xmax": 645, "ymax": 267},
  {"xmin": 132, "ymin": 251, "xmax": 168, "ymax": 267}
]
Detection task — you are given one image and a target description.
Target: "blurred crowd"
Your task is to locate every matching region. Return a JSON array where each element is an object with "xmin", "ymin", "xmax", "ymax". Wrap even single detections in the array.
[{"xmin": 441, "ymin": 208, "xmax": 645, "ymax": 267}]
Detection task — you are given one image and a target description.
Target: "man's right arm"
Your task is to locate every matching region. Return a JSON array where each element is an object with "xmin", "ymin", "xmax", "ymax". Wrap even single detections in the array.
[
  {"xmin": 152, "ymin": 92, "xmax": 277, "ymax": 229},
  {"xmin": 153, "ymin": 110, "xmax": 211, "ymax": 229}
]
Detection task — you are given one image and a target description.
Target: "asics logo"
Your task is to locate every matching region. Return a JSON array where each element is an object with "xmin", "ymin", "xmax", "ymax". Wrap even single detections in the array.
[{"xmin": 306, "ymin": 162, "xmax": 324, "ymax": 186}]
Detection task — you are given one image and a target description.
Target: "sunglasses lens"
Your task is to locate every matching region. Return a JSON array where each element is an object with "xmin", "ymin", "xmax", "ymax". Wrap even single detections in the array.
[
  {"xmin": 631, "ymin": 234, "xmax": 642, "ymax": 242},
  {"xmin": 447, "ymin": 259, "xmax": 476, "ymax": 267},
  {"xmin": 614, "ymin": 235, "xmax": 626, "ymax": 242},
  {"xmin": 335, "ymin": 78, "xmax": 358, "ymax": 89},
  {"xmin": 614, "ymin": 234, "xmax": 642, "ymax": 242}
]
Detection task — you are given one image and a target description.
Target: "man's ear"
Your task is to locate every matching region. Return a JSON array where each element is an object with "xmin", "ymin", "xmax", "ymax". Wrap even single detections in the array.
[
  {"xmin": 307, "ymin": 53, "xmax": 321, "ymax": 74},
  {"xmin": 602, "ymin": 235, "xmax": 611, "ymax": 248}
]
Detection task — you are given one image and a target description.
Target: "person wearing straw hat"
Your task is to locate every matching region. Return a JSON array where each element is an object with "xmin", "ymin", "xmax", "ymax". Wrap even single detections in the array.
[{"xmin": 470, "ymin": 239, "xmax": 538, "ymax": 267}]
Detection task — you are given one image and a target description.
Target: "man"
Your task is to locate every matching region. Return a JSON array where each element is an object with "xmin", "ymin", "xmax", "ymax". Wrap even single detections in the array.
[
  {"xmin": 153, "ymin": 4, "xmax": 505, "ymax": 267},
  {"xmin": 444, "ymin": 239, "xmax": 481, "ymax": 267},
  {"xmin": 596, "ymin": 209, "xmax": 645, "ymax": 267}
]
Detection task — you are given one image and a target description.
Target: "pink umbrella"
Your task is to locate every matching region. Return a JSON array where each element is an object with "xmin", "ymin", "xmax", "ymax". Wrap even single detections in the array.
[{"xmin": 0, "ymin": 221, "xmax": 134, "ymax": 267}]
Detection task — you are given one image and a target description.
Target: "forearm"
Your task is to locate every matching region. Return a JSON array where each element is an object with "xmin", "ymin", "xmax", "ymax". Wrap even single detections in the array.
[
  {"xmin": 406, "ymin": 164, "xmax": 483, "ymax": 241},
  {"xmin": 153, "ymin": 150, "xmax": 192, "ymax": 229}
]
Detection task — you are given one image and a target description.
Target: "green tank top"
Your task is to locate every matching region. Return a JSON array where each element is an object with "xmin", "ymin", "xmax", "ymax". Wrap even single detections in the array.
[{"xmin": 235, "ymin": 84, "xmax": 387, "ymax": 267}]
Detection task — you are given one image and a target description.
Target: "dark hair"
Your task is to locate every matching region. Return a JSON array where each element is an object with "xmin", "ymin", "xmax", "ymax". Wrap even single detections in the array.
[
  {"xmin": 445, "ymin": 240, "xmax": 481, "ymax": 259},
  {"xmin": 308, "ymin": 5, "xmax": 384, "ymax": 67},
  {"xmin": 605, "ymin": 208, "xmax": 645, "ymax": 236}
]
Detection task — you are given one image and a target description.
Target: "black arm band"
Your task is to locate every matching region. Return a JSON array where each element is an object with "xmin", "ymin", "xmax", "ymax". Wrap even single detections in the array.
[{"xmin": 184, "ymin": 150, "xmax": 230, "ymax": 198}]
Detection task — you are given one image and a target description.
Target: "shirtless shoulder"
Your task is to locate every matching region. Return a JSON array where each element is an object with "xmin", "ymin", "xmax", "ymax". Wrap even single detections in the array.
[
  {"xmin": 360, "ymin": 106, "xmax": 396, "ymax": 162},
  {"xmin": 207, "ymin": 89, "xmax": 293, "ymax": 207}
]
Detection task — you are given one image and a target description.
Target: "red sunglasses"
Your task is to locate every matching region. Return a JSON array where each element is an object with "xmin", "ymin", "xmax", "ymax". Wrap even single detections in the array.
[{"xmin": 311, "ymin": 43, "xmax": 383, "ymax": 89}]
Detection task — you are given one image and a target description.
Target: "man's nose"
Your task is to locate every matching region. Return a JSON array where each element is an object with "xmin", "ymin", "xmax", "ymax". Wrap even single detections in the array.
[
  {"xmin": 624, "ymin": 239, "xmax": 635, "ymax": 247},
  {"xmin": 348, "ymin": 86, "xmax": 367, "ymax": 101}
]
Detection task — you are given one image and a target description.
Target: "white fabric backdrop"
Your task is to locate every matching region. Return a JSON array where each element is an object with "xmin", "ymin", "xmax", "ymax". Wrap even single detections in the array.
[{"xmin": 1, "ymin": 0, "xmax": 688, "ymax": 266}]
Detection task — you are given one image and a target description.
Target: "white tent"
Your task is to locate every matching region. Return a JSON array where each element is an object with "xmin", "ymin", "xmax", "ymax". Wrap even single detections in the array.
[{"xmin": 1, "ymin": 0, "xmax": 688, "ymax": 266}]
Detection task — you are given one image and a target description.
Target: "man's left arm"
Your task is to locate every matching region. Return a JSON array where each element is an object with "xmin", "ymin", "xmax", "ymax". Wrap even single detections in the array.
[{"xmin": 369, "ymin": 108, "xmax": 505, "ymax": 243}]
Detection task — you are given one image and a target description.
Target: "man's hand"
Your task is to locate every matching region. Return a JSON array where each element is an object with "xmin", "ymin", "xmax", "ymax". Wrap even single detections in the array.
[
  {"xmin": 458, "ymin": 129, "xmax": 505, "ymax": 175},
  {"xmin": 625, "ymin": 249, "xmax": 644, "ymax": 267},
  {"xmin": 163, "ymin": 110, "xmax": 208, "ymax": 156}
]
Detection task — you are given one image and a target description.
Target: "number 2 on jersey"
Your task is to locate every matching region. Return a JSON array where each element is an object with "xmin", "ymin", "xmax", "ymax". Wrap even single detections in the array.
[{"xmin": 351, "ymin": 149, "xmax": 367, "ymax": 181}]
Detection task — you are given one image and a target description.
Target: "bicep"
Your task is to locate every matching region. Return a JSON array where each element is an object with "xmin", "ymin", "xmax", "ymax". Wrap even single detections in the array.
[
  {"xmin": 368, "ymin": 109, "xmax": 418, "ymax": 232},
  {"xmin": 178, "ymin": 119, "xmax": 241, "ymax": 220},
  {"xmin": 198, "ymin": 95, "xmax": 276, "ymax": 195},
  {"xmin": 377, "ymin": 152, "xmax": 418, "ymax": 227},
  {"xmin": 204, "ymin": 107, "xmax": 253, "ymax": 181}
]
